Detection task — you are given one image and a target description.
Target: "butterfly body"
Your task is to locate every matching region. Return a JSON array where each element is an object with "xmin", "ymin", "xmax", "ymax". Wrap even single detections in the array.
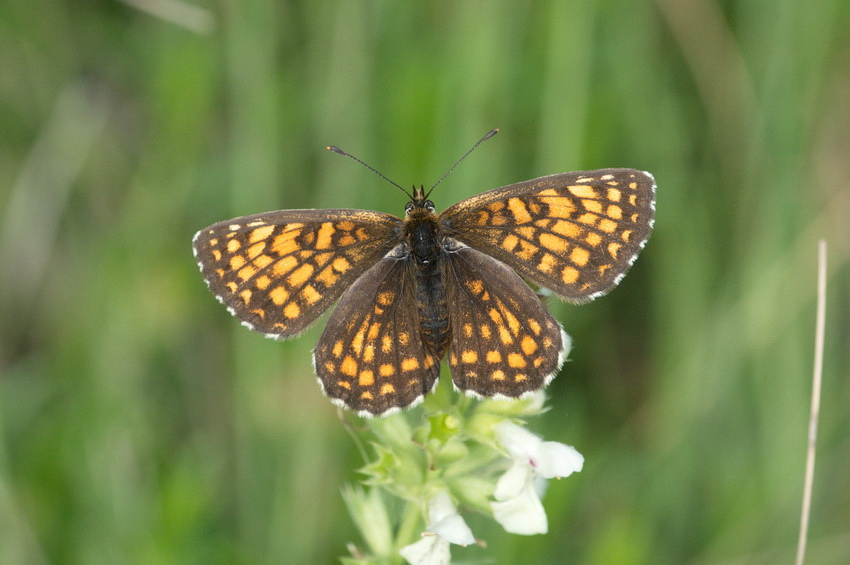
[
  {"xmin": 403, "ymin": 187, "xmax": 452, "ymax": 360},
  {"xmin": 194, "ymin": 168, "xmax": 655, "ymax": 416}
]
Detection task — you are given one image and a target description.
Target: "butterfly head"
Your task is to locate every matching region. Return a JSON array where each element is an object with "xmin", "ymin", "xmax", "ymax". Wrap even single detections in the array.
[{"xmin": 405, "ymin": 185, "xmax": 436, "ymax": 216}]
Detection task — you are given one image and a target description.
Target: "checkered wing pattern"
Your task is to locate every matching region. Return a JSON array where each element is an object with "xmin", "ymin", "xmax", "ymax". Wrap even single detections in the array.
[
  {"xmin": 193, "ymin": 209, "xmax": 402, "ymax": 337},
  {"xmin": 313, "ymin": 252, "xmax": 440, "ymax": 416},
  {"xmin": 443, "ymin": 245, "xmax": 567, "ymax": 398},
  {"xmin": 440, "ymin": 169, "xmax": 656, "ymax": 303}
]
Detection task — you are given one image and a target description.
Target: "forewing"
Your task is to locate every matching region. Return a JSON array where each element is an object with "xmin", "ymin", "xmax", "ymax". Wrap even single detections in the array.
[
  {"xmin": 193, "ymin": 209, "xmax": 402, "ymax": 337},
  {"xmin": 440, "ymin": 169, "xmax": 656, "ymax": 302},
  {"xmin": 313, "ymin": 250, "xmax": 440, "ymax": 416},
  {"xmin": 443, "ymin": 244, "xmax": 568, "ymax": 398}
]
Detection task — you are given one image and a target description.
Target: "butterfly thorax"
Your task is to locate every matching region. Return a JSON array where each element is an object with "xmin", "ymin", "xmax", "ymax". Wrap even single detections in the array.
[{"xmin": 403, "ymin": 187, "xmax": 451, "ymax": 358}]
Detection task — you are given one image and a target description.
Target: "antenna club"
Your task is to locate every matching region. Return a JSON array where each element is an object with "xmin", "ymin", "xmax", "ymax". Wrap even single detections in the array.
[{"xmin": 425, "ymin": 128, "xmax": 500, "ymax": 196}]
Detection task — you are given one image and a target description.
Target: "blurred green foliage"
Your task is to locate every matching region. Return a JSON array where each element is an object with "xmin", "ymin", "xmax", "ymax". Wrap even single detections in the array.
[{"xmin": 1, "ymin": 0, "xmax": 848, "ymax": 563}]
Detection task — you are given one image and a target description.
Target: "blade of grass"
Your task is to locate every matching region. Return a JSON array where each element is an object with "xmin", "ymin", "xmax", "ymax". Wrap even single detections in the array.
[{"xmin": 795, "ymin": 239, "xmax": 827, "ymax": 565}]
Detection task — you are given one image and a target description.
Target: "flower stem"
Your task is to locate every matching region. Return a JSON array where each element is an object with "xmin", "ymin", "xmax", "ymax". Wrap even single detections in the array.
[{"xmin": 393, "ymin": 500, "xmax": 423, "ymax": 563}]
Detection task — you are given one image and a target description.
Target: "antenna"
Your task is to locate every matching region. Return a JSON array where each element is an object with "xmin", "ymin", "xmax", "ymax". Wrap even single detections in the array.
[
  {"xmin": 425, "ymin": 128, "xmax": 499, "ymax": 199},
  {"xmin": 326, "ymin": 128, "xmax": 499, "ymax": 201},
  {"xmin": 326, "ymin": 145, "xmax": 413, "ymax": 200}
]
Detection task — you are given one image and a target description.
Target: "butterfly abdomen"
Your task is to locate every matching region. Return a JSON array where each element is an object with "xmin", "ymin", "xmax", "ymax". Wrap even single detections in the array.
[{"xmin": 413, "ymin": 260, "xmax": 451, "ymax": 359}]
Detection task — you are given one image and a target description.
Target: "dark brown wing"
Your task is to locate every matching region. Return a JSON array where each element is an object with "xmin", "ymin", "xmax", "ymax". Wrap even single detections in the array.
[
  {"xmin": 440, "ymin": 169, "xmax": 655, "ymax": 303},
  {"xmin": 443, "ymin": 244, "xmax": 568, "ymax": 398},
  {"xmin": 313, "ymin": 249, "xmax": 441, "ymax": 416},
  {"xmin": 193, "ymin": 209, "xmax": 402, "ymax": 337}
]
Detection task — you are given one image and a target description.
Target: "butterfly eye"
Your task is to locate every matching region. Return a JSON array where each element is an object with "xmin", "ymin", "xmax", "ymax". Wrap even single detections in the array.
[
  {"xmin": 405, "ymin": 202, "xmax": 414, "ymax": 215},
  {"xmin": 424, "ymin": 200, "xmax": 435, "ymax": 212}
]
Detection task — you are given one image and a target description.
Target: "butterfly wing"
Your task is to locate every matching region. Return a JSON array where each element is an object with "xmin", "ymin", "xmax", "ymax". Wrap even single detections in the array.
[
  {"xmin": 193, "ymin": 209, "xmax": 402, "ymax": 337},
  {"xmin": 313, "ymin": 249, "xmax": 441, "ymax": 416},
  {"xmin": 440, "ymin": 169, "xmax": 655, "ymax": 303},
  {"xmin": 442, "ymin": 244, "xmax": 568, "ymax": 398}
]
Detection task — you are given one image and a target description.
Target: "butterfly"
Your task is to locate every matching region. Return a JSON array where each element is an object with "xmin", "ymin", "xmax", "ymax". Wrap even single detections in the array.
[{"xmin": 193, "ymin": 130, "xmax": 656, "ymax": 416}]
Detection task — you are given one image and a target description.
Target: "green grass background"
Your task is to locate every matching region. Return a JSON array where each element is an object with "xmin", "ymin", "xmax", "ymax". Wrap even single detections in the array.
[{"xmin": 2, "ymin": 0, "xmax": 849, "ymax": 563}]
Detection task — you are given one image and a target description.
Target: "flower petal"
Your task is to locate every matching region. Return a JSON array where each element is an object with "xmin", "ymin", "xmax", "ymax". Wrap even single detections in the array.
[
  {"xmin": 400, "ymin": 534, "xmax": 451, "ymax": 565},
  {"xmin": 493, "ymin": 461, "xmax": 531, "ymax": 501},
  {"xmin": 427, "ymin": 491, "xmax": 475, "ymax": 546},
  {"xmin": 430, "ymin": 514, "xmax": 475, "ymax": 546},
  {"xmin": 494, "ymin": 421, "xmax": 542, "ymax": 461},
  {"xmin": 491, "ymin": 480, "xmax": 548, "ymax": 535},
  {"xmin": 535, "ymin": 441, "xmax": 584, "ymax": 479},
  {"xmin": 427, "ymin": 491, "xmax": 457, "ymax": 524}
]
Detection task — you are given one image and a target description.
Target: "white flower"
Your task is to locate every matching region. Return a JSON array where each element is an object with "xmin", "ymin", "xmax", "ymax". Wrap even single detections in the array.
[
  {"xmin": 400, "ymin": 491, "xmax": 475, "ymax": 565},
  {"xmin": 490, "ymin": 421, "xmax": 584, "ymax": 535},
  {"xmin": 491, "ymin": 461, "xmax": 547, "ymax": 534},
  {"xmin": 399, "ymin": 535, "xmax": 450, "ymax": 565}
]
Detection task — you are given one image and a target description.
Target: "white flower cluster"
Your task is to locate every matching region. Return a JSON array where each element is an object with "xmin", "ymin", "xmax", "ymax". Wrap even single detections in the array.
[{"xmin": 400, "ymin": 421, "xmax": 584, "ymax": 564}]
